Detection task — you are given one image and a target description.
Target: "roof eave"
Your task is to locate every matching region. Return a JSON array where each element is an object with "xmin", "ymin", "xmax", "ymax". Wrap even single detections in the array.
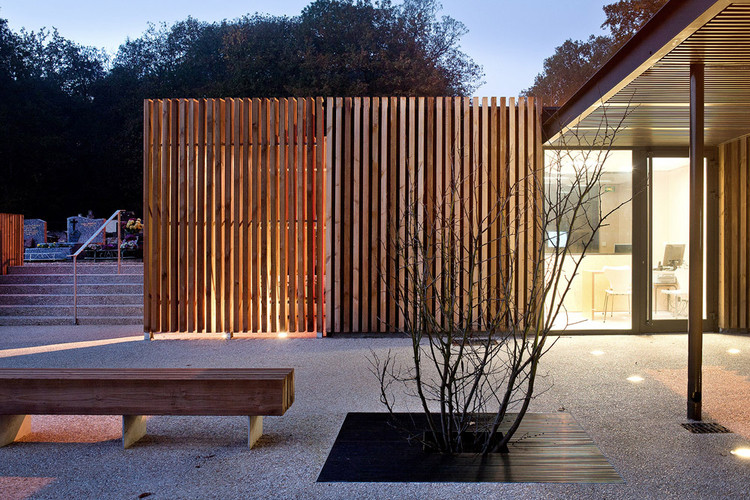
[{"xmin": 542, "ymin": 0, "xmax": 734, "ymax": 145}]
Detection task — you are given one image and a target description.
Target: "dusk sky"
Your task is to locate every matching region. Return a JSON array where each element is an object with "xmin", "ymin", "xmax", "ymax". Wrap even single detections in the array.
[{"xmin": 0, "ymin": 0, "xmax": 610, "ymax": 96}]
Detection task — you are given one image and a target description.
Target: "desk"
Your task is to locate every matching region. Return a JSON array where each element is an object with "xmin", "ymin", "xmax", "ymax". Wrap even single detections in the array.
[{"xmin": 653, "ymin": 283, "xmax": 678, "ymax": 312}]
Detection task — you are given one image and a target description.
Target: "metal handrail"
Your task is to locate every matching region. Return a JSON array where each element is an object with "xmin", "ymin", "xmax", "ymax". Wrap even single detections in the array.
[{"xmin": 73, "ymin": 210, "xmax": 124, "ymax": 324}]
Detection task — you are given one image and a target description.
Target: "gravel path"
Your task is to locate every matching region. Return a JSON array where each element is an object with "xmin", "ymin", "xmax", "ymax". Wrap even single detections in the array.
[{"xmin": 1, "ymin": 326, "xmax": 749, "ymax": 499}]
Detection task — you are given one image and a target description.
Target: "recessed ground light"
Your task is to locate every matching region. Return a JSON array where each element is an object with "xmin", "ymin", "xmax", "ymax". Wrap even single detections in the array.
[
  {"xmin": 277, "ymin": 331, "xmax": 288, "ymax": 339},
  {"xmin": 727, "ymin": 348, "xmax": 741, "ymax": 354},
  {"xmin": 590, "ymin": 350, "xmax": 605, "ymax": 356},
  {"xmin": 731, "ymin": 447, "xmax": 750, "ymax": 458},
  {"xmin": 626, "ymin": 375, "xmax": 644, "ymax": 383}
]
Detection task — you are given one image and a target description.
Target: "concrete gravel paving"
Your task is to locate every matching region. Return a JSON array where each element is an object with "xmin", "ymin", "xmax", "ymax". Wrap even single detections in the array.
[{"xmin": 1, "ymin": 326, "xmax": 749, "ymax": 499}]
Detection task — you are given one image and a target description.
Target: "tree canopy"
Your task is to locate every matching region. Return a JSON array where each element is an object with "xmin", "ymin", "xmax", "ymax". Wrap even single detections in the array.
[
  {"xmin": 524, "ymin": 0, "xmax": 668, "ymax": 105},
  {"xmin": 0, "ymin": 0, "xmax": 482, "ymax": 228}
]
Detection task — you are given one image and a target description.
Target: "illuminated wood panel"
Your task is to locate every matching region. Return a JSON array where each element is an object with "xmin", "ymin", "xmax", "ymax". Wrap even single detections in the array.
[{"xmin": 144, "ymin": 97, "xmax": 542, "ymax": 335}]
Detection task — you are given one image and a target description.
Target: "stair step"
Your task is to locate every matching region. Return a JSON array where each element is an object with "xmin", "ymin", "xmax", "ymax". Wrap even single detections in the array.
[
  {"xmin": 0, "ymin": 304, "xmax": 143, "ymax": 317},
  {"xmin": 0, "ymin": 274, "xmax": 142, "ymax": 285},
  {"xmin": 0, "ymin": 316, "xmax": 143, "ymax": 326},
  {"xmin": 0, "ymin": 293, "xmax": 143, "ymax": 305},
  {"xmin": 0, "ymin": 284, "xmax": 142, "ymax": 295},
  {"xmin": 8, "ymin": 264, "xmax": 143, "ymax": 275}
]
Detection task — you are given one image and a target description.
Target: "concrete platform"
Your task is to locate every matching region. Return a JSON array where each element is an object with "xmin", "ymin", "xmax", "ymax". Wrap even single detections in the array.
[{"xmin": 1, "ymin": 325, "xmax": 749, "ymax": 498}]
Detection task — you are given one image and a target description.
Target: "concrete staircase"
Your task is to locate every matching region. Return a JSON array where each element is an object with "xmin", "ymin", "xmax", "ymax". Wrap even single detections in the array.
[{"xmin": 0, "ymin": 262, "xmax": 143, "ymax": 325}]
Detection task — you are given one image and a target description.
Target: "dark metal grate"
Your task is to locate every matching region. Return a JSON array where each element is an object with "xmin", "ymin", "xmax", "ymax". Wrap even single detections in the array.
[{"xmin": 681, "ymin": 422, "xmax": 732, "ymax": 434}]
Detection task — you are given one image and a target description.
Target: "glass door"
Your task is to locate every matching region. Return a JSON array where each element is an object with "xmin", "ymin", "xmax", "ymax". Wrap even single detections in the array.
[{"xmin": 646, "ymin": 156, "xmax": 709, "ymax": 330}]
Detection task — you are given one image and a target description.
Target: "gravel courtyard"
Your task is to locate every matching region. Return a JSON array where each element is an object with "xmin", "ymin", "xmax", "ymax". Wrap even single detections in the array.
[{"xmin": 1, "ymin": 326, "xmax": 749, "ymax": 499}]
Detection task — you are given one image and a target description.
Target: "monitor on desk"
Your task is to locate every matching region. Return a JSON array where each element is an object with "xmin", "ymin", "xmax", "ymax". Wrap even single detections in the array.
[{"xmin": 663, "ymin": 243, "xmax": 685, "ymax": 268}]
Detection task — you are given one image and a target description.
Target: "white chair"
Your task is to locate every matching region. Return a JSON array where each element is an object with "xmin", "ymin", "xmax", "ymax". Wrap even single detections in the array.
[{"xmin": 602, "ymin": 266, "xmax": 631, "ymax": 322}]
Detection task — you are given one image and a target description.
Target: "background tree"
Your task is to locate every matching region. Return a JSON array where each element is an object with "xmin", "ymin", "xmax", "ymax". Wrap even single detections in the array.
[
  {"xmin": 524, "ymin": 0, "xmax": 667, "ymax": 105},
  {"xmin": 0, "ymin": 0, "xmax": 482, "ymax": 228}
]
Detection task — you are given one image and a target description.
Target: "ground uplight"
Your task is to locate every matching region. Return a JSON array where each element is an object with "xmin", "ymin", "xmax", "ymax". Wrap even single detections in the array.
[
  {"xmin": 590, "ymin": 350, "xmax": 605, "ymax": 356},
  {"xmin": 626, "ymin": 375, "xmax": 644, "ymax": 383},
  {"xmin": 277, "ymin": 331, "xmax": 288, "ymax": 339},
  {"xmin": 730, "ymin": 448, "xmax": 750, "ymax": 458},
  {"xmin": 727, "ymin": 348, "xmax": 741, "ymax": 354}
]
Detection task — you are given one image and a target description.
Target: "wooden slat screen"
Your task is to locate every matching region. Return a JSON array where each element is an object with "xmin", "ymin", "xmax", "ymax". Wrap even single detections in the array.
[
  {"xmin": 326, "ymin": 97, "xmax": 542, "ymax": 334},
  {"xmin": 144, "ymin": 97, "xmax": 542, "ymax": 335},
  {"xmin": 144, "ymin": 98, "xmax": 324, "ymax": 336},
  {"xmin": 719, "ymin": 134, "xmax": 750, "ymax": 330},
  {"xmin": 0, "ymin": 213, "xmax": 24, "ymax": 275}
]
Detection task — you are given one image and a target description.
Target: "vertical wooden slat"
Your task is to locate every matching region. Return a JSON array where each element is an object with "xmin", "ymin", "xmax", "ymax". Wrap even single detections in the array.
[
  {"xmin": 416, "ymin": 97, "xmax": 425, "ymax": 323},
  {"xmin": 143, "ymin": 101, "xmax": 151, "ymax": 332},
  {"xmin": 178, "ymin": 99, "xmax": 188, "ymax": 332},
  {"xmin": 325, "ymin": 97, "xmax": 334, "ymax": 335},
  {"xmin": 242, "ymin": 98, "xmax": 251, "ymax": 332},
  {"xmin": 251, "ymin": 98, "xmax": 260, "ymax": 332},
  {"xmin": 214, "ymin": 99, "xmax": 224, "ymax": 333},
  {"xmin": 187, "ymin": 99, "xmax": 196, "ymax": 332},
  {"xmin": 520, "ymin": 96, "xmax": 528, "ymax": 316},
  {"xmin": 488, "ymin": 97, "xmax": 498, "ymax": 319},
  {"xmin": 160, "ymin": 101, "xmax": 170, "ymax": 331},
  {"xmin": 279, "ymin": 99, "xmax": 288, "ymax": 333},
  {"xmin": 426, "ymin": 97, "xmax": 434, "ymax": 318},
  {"xmin": 270, "ymin": 99, "xmax": 279, "ymax": 333},
  {"xmin": 481, "ymin": 97, "xmax": 489, "ymax": 321},
  {"xmin": 471, "ymin": 96, "xmax": 479, "ymax": 320},
  {"xmin": 507, "ymin": 97, "xmax": 517, "ymax": 320},
  {"xmin": 260, "ymin": 99, "xmax": 269, "ymax": 333},
  {"xmin": 388, "ymin": 97, "xmax": 398, "ymax": 331},
  {"xmin": 435, "ymin": 97, "xmax": 444, "ymax": 326},
  {"xmin": 343, "ymin": 98, "xmax": 352, "ymax": 332},
  {"xmin": 730, "ymin": 140, "xmax": 739, "ymax": 328},
  {"xmin": 307, "ymin": 98, "xmax": 316, "ymax": 333},
  {"xmin": 370, "ymin": 98, "xmax": 380, "ymax": 332},
  {"xmin": 297, "ymin": 98, "xmax": 307, "ymax": 333},
  {"xmin": 462, "ymin": 96, "xmax": 470, "ymax": 323},
  {"xmin": 718, "ymin": 144, "xmax": 726, "ymax": 328},
  {"xmin": 150, "ymin": 101, "xmax": 161, "ymax": 332},
  {"xmin": 196, "ymin": 99, "xmax": 206, "ymax": 332},
  {"xmin": 288, "ymin": 98, "xmax": 298, "ymax": 332},
  {"xmin": 205, "ymin": 100, "xmax": 214, "ymax": 332},
  {"xmin": 170, "ymin": 100, "xmax": 180, "ymax": 332},
  {"xmin": 379, "ymin": 98, "xmax": 388, "ymax": 332},
  {"xmin": 316, "ymin": 97, "xmax": 326, "ymax": 336},
  {"xmin": 232, "ymin": 99, "xmax": 241, "ymax": 333},
  {"xmin": 353, "ymin": 97, "xmax": 362, "ymax": 332},
  {"xmin": 362, "ymin": 98, "xmax": 371, "ymax": 332},
  {"xmin": 333, "ymin": 98, "xmax": 343, "ymax": 333},
  {"xmin": 399, "ymin": 97, "xmax": 408, "ymax": 330},
  {"xmin": 744, "ymin": 138, "xmax": 748, "ymax": 329}
]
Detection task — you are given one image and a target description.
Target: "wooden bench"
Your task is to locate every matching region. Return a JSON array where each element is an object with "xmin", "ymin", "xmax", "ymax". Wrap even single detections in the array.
[{"xmin": 0, "ymin": 368, "xmax": 294, "ymax": 448}]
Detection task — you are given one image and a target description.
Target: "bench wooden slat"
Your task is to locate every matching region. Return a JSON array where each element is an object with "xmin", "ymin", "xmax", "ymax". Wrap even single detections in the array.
[
  {"xmin": 0, "ymin": 368, "xmax": 294, "ymax": 417},
  {"xmin": 0, "ymin": 368, "xmax": 292, "ymax": 381}
]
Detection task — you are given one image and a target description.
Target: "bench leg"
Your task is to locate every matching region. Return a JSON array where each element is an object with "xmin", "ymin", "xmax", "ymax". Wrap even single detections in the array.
[
  {"xmin": 0, "ymin": 415, "xmax": 31, "ymax": 447},
  {"xmin": 248, "ymin": 416, "xmax": 263, "ymax": 448},
  {"xmin": 122, "ymin": 415, "xmax": 147, "ymax": 449}
]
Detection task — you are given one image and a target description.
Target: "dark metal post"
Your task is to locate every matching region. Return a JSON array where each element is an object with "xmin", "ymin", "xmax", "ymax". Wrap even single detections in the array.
[{"xmin": 688, "ymin": 63, "xmax": 704, "ymax": 420}]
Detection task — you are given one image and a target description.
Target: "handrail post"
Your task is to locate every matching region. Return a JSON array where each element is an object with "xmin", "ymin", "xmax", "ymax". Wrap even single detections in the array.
[
  {"xmin": 117, "ymin": 211, "xmax": 122, "ymax": 275},
  {"xmin": 73, "ymin": 254, "xmax": 78, "ymax": 325},
  {"xmin": 70, "ymin": 209, "xmax": 126, "ymax": 324}
]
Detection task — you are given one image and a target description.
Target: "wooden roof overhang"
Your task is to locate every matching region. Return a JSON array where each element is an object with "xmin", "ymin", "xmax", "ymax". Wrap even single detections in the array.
[{"xmin": 544, "ymin": 0, "xmax": 750, "ymax": 148}]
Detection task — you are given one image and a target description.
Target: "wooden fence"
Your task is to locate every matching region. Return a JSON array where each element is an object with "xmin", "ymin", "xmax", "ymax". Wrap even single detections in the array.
[
  {"xmin": 143, "ymin": 97, "xmax": 542, "ymax": 335},
  {"xmin": 0, "ymin": 213, "xmax": 24, "ymax": 275}
]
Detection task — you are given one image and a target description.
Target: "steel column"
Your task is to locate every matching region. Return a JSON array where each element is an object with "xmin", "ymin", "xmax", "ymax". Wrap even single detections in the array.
[{"xmin": 688, "ymin": 63, "xmax": 704, "ymax": 421}]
